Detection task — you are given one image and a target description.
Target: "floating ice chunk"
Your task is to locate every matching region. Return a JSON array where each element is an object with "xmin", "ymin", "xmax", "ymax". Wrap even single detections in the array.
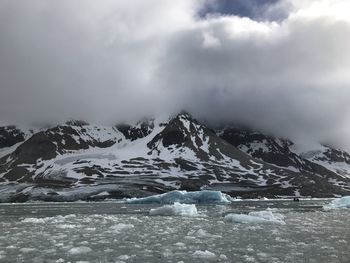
[
  {"xmin": 192, "ymin": 250, "xmax": 216, "ymax": 259},
  {"xmin": 149, "ymin": 202, "xmax": 198, "ymax": 217},
  {"xmin": 225, "ymin": 210, "xmax": 285, "ymax": 225},
  {"xmin": 195, "ymin": 229, "xmax": 212, "ymax": 237},
  {"xmin": 225, "ymin": 214, "xmax": 269, "ymax": 224},
  {"xmin": 21, "ymin": 215, "xmax": 76, "ymax": 224},
  {"xmin": 19, "ymin": 248, "xmax": 36, "ymax": 253},
  {"xmin": 118, "ymin": 255, "xmax": 130, "ymax": 260},
  {"xmin": 193, "ymin": 229, "xmax": 221, "ymax": 238},
  {"xmin": 175, "ymin": 242, "xmax": 186, "ymax": 247},
  {"xmin": 68, "ymin": 246, "xmax": 92, "ymax": 255},
  {"xmin": 323, "ymin": 196, "xmax": 350, "ymax": 210},
  {"xmin": 21, "ymin": 218, "xmax": 48, "ymax": 224},
  {"xmin": 126, "ymin": 190, "xmax": 232, "ymax": 204},
  {"xmin": 6, "ymin": 246, "xmax": 16, "ymax": 249},
  {"xmin": 57, "ymin": 224, "xmax": 76, "ymax": 229},
  {"xmin": 110, "ymin": 223, "xmax": 134, "ymax": 232},
  {"xmin": 249, "ymin": 211, "xmax": 284, "ymax": 221}
]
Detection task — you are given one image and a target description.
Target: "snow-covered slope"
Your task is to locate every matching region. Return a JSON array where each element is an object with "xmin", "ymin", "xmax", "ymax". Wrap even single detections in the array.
[
  {"xmin": 0, "ymin": 125, "xmax": 37, "ymax": 159},
  {"xmin": 298, "ymin": 145, "xmax": 350, "ymax": 177},
  {"xmin": 217, "ymin": 126, "xmax": 350, "ymax": 193},
  {"xmin": 218, "ymin": 127, "xmax": 309, "ymax": 172},
  {"xmin": 0, "ymin": 113, "xmax": 349, "ymax": 202}
]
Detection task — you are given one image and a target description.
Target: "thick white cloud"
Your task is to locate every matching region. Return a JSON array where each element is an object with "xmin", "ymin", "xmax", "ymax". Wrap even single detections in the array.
[
  {"xmin": 0, "ymin": 0, "xmax": 350, "ymax": 149},
  {"xmin": 0, "ymin": 0, "xmax": 202, "ymax": 123}
]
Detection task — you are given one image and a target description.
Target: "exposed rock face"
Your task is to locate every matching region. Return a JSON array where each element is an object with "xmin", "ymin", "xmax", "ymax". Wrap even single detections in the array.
[
  {"xmin": 117, "ymin": 119, "xmax": 154, "ymax": 141},
  {"xmin": 300, "ymin": 145, "xmax": 350, "ymax": 185},
  {"xmin": 219, "ymin": 127, "xmax": 308, "ymax": 169},
  {"xmin": 0, "ymin": 126, "xmax": 25, "ymax": 148},
  {"xmin": 0, "ymin": 113, "xmax": 349, "ymax": 202},
  {"xmin": 217, "ymin": 126, "xmax": 350, "ymax": 193}
]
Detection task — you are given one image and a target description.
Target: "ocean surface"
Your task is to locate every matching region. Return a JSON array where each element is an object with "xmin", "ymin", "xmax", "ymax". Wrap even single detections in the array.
[{"xmin": 0, "ymin": 199, "xmax": 349, "ymax": 263}]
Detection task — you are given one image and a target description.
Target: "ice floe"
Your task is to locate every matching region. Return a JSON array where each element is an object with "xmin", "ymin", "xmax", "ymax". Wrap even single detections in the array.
[
  {"xmin": 126, "ymin": 190, "xmax": 232, "ymax": 204},
  {"xmin": 68, "ymin": 246, "xmax": 92, "ymax": 255},
  {"xmin": 192, "ymin": 250, "xmax": 216, "ymax": 259},
  {"xmin": 110, "ymin": 223, "xmax": 134, "ymax": 233},
  {"xmin": 323, "ymin": 196, "xmax": 350, "ymax": 210},
  {"xmin": 21, "ymin": 218, "xmax": 48, "ymax": 224},
  {"xmin": 1, "ymin": 200, "xmax": 350, "ymax": 262},
  {"xmin": 117, "ymin": 255, "xmax": 131, "ymax": 260},
  {"xmin": 225, "ymin": 210, "xmax": 285, "ymax": 225},
  {"xmin": 186, "ymin": 228, "xmax": 222, "ymax": 239},
  {"xmin": 19, "ymin": 248, "xmax": 36, "ymax": 253},
  {"xmin": 149, "ymin": 202, "xmax": 198, "ymax": 217},
  {"xmin": 194, "ymin": 229, "xmax": 221, "ymax": 238}
]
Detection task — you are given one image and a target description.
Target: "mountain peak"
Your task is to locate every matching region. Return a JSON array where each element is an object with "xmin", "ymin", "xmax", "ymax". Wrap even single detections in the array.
[
  {"xmin": 65, "ymin": 120, "xmax": 89, "ymax": 126},
  {"xmin": 1, "ymin": 114, "xmax": 350, "ymax": 202}
]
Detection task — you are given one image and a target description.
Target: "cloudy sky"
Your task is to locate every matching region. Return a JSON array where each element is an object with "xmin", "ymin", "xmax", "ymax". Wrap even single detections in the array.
[{"xmin": 0, "ymin": 0, "xmax": 350, "ymax": 149}]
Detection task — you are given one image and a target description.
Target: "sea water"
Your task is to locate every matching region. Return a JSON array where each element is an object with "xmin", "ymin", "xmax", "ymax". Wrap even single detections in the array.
[{"xmin": 0, "ymin": 199, "xmax": 349, "ymax": 262}]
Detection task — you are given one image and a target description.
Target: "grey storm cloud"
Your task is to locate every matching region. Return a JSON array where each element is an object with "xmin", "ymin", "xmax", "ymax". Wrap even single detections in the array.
[{"xmin": 0, "ymin": 0, "xmax": 350, "ymax": 149}]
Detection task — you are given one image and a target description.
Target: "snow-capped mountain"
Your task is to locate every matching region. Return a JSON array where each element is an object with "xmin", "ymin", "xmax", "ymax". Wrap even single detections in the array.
[
  {"xmin": 0, "ymin": 113, "xmax": 349, "ymax": 202},
  {"xmin": 299, "ymin": 145, "xmax": 350, "ymax": 182},
  {"xmin": 218, "ymin": 127, "xmax": 350, "ymax": 193}
]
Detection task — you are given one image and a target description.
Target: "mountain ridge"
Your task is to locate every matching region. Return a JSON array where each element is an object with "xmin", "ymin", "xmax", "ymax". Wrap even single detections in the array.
[{"xmin": 0, "ymin": 112, "xmax": 349, "ymax": 202}]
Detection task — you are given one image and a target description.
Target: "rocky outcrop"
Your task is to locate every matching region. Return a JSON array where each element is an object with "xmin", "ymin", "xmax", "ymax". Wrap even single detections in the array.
[{"xmin": 0, "ymin": 126, "xmax": 26, "ymax": 149}]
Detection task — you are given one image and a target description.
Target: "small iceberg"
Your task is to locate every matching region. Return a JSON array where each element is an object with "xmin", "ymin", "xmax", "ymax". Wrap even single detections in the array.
[
  {"xmin": 110, "ymin": 223, "xmax": 134, "ymax": 233},
  {"xmin": 225, "ymin": 210, "xmax": 285, "ymax": 225},
  {"xmin": 68, "ymin": 246, "xmax": 92, "ymax": 255},
  {"xmin": 126, "ymin": 190, "xmax": 232, "ymax": 204},
  {"xmin": 323, "ymin": 196, "xmax": 350, "ymax": 210},
  {"xmin": 192, "ymin": 250, "xmax": 216, "ymax": 259},
  {"xmin": 149, "ymin": 202, "xmax": 198, "ymax": 217}
]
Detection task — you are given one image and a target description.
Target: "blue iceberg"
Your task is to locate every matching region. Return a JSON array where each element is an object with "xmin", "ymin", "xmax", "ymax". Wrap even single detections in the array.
[
  {"xmin": 323, "ymin": 196, "xmax": 350, "ymax": 210},
  {"xmin": 126, "ymin": 190, "xmax": 232, "ymax": 204}
]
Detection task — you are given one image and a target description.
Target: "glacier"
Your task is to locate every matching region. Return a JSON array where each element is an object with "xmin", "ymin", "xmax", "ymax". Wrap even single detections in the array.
[
  {"xmin": 149, "ymin": 202, "xmax": 198, "ymax": 217},
  {"xmin": 323, "ymin": 196, "xmax": 350, "ymax": 210},
  {"xmin": 224, "ymin": 210, "xmax": 285, "ymax": 225},
  {"xmin": 126, "ymin": 190, "xmax": 232, "ymax": 204}
]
